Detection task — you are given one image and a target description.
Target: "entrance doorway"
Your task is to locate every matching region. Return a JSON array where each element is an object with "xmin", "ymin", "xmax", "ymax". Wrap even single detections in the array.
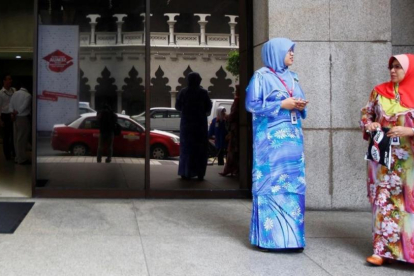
[
  {"xmin": 148, "ymin": 1, "xmax": 242, "ymax": 194},
  {"xmin": 33, "ymin": 0, "xmax": 251, "ymax": 198}
]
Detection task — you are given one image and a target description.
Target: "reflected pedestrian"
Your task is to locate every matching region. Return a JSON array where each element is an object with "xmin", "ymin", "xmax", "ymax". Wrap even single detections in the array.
[
  {"xmin": 208, "ymin": 106, "xmax": 228, "ymax": 165},
  {"xmin": 9, "ymin": 82, "xmax": 31, "ymax": 165},
  {"xmin": 246, "ymin": 38, "xmax": 308, "ymax": 251},
  {"xmin": 176, "ymin": 72, "xmax": 212, "ymax": 180},
  {"xmin": 0, "ymin": 74, "xmax": 16, "ymax": 161},
  {"xmin": 219, "ymin": 84, "xmax": 240, "ymax": 176},
  {"xmin": 97, "ymin": 103, "xmax": 117, "ymax": 163}
]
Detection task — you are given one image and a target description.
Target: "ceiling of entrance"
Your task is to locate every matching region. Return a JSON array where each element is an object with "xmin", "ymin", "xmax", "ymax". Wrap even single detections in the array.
[{"xmin": 0, "ymin": 49, "xmax": 33, "ymax": 60}]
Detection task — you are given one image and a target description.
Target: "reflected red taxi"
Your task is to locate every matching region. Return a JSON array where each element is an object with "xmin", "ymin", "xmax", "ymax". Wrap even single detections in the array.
[{"xmin": 51, "ymin": 113, "xmax": 180, "ymax": 159}]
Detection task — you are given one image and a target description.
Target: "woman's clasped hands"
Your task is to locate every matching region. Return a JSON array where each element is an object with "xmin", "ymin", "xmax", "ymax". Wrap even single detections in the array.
[{"xmin": 281, "ymin": 97, "xmax": 309, "ymax": 111}]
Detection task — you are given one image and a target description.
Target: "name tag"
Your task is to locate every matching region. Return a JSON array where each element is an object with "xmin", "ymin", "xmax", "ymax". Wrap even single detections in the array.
[
  {"xmin": 391, "ymin": 137, "xmax": 400, "ymax": 146},
  {"xmin": 290, "ymin": 111, "xmax": 298, "ymax": 125}
]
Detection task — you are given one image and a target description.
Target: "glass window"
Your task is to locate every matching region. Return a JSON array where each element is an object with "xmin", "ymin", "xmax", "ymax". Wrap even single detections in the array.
[
  {"xmin": 36, "ymin": 0, "xmax": 146, "ymax": 193},
  {"xmin": 80, "ymin": 117, "xmax": 99, "ymax": 129},
  {"xmin": 151, "ymin": 111, "xmax": 166, "ymax": 118},
  {"xmin": 117, "ymin": 118, "xmax": 139, "ymax": 132},
  {"xmin": 168, "ymin": 111, "xmax": 181, "ymax": 118}
]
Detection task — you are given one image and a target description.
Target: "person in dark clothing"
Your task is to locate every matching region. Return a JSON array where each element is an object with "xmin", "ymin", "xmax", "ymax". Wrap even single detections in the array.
[
  {"xmin": 208, "ymin": 106, "xmax": 228, "ymax": 165},
  {"xmin": 219, "ymin": 84, "xmax": 240, "ymax": 176},
  {"xmin": 0, "ymin": 74, "xmax": 16, "ymax": 161},
  {"xmin": 97, "ymin": 104, "xmax": 117, "ymax": 163},
  {"xmin": 175, "ymin": 72, "xmax": 212, "ymax": 180}
]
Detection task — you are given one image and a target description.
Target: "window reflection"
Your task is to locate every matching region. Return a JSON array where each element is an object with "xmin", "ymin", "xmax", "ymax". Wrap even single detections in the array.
[{"xmin": 36, "ymin": 0, "xmax": 146, "ymax": 190}]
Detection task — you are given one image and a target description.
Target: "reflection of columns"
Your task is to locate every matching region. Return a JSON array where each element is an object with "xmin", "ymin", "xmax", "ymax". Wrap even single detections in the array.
[
  {"xmin": 225, "ymin": 15, "xmax": 238, "ymax": 46},
  {"xmin": 170, "ymin": 91, "xmax": 178, "ymax": 107},
  {"xmin": 164, "ymin": 13, "xmax": 180, "ymax": 45},
  {"xmin": 86, "ymin": 14, "xmax": 101, "ymax": 45},
  {"xmin": 113, "ymin": 14, "xmax": 127, "ymax": 45},
  {"xmin": 195, "ymin": 14, "xmax": 211, "ymax": 46},
  {"xmin": 140, "ymin": 13, "xmax": 153, "ymax": 43},
  {"xmin": 117, "ymin": 91, "xmax": 123, "ymax": 113},
  {"xmin": 90, "ymin": 90, "xmax": 96, "ymax": 109}
]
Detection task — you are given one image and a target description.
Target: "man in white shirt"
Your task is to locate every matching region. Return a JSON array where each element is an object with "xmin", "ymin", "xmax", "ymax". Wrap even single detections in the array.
[
  {"xmin": 0, "ymin": 74, "xmax": 16, "ymax": 160},
  {"xmin": 9, "ymin": 83, "xmax": 32, "ymax": 165}
]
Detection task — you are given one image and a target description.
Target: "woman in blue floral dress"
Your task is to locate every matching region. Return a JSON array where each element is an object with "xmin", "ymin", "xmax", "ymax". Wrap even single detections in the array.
[{"xmin": 246, "ymin": 38, "xmax": 308, "ymax": 250}]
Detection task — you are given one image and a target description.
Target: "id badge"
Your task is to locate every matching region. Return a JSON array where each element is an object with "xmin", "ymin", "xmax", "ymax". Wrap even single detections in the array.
[
  {"xmin": 290, "ymin": 111, "xmax": 298, "ymax": 125},
  {"xmin": 391, "ymin": 137, "xmax": 400, "ymax": 146}
]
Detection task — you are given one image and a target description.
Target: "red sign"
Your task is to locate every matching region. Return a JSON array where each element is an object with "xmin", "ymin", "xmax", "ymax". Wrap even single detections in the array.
[
  {"xmin": 43, "ymin": 50, "xmax": 74, "ymax": 73},
  {"xmin": 37, "ymin": 90, "xmax": 77, "ymax": 102}
]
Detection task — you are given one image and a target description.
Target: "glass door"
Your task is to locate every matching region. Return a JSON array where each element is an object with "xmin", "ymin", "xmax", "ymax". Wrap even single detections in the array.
[
  {"xmin": 34, "ymin": 0, "xmax": 147, "ymax": 196},
  {"xmin": 147, "ymin": 0, "xmax": 247, "ymax": 196}
]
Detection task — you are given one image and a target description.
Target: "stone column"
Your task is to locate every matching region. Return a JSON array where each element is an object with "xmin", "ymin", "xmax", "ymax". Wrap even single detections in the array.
[
  {"xmin": 113, "ymin": 14, "xmax": 127, "ymax": 45},
  {"xmin": 164, "ymin": 13, "xmax": 180, "ymax": 45},
  {"xmin": 89, "ymin": 90, "xmax": 96, "ymax": 109},
  {"xmin": 170, "ymin": 91, "xmax": 178, "ymax": 107},
  {"xmin": 86, "ymin": 14, "xmax": 101, "ymax": 45},
  {"xmin": 117, "ymin": 91, "xmax": 123, "ymax": 113},
  {"xmin": 194, "ymin": 14, "xmax": 211, "ymax": 46},
  {"xmin": 140, "ymin": 13, "xmax": 153, "ymax": 43},
  {"xmin": 258, "ymin": 0, "xmax": 392, "ymax": 210},
  {"xmin": 225, "ymin": 15, "xmax": 238, "ymax": 46}
]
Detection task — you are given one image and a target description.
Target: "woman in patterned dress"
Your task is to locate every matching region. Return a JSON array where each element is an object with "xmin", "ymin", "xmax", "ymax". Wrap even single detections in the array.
[
  {"xmin": 245, "ymin": 38, "xmax": 308, "ymax": 250},
  {"xmin": 361, "ymin": 54, "xmax": 414, "ymax": 266}
]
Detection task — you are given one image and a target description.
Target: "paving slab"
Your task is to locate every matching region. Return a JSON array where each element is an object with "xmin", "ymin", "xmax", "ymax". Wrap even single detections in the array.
[
  {"xmin": 0, "ymin": 235, "xmax": 148, "ymax": 276},
  {"xmin": 16, "ymin": 199, "xmax": 140, "ymax": 236},
  {"xmin": 133, "ymin": 199, "xmax": 250, "ymax": 237},
  {"xmin": 141, "ymin": 235, "xmax": 331, "ymax": 276},
  {"xmin": 305, "ymin": 238, "xmax": 414, "ymax": 276}
]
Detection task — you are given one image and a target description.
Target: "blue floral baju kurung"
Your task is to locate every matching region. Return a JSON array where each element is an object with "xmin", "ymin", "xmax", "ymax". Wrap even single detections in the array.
[{"xmin": 246, "ymin": 38, "xmax": 307, "ymax": 249}]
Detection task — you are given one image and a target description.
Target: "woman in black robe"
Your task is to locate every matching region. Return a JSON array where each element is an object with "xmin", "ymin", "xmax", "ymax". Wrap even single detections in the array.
[{"xmin": 175, "ymin": 72, "xmax": 212, "ymax": 180}]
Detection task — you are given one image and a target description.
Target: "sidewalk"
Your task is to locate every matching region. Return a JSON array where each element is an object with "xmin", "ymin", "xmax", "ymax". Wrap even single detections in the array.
[{"xmin": 0, "ymin": 199, "xmax": 413, "ymax": 276}]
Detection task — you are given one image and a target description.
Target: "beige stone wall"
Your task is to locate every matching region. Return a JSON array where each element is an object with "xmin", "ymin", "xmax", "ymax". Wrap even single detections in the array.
[
  {"xmin": 392, "ymin": 0, "xmax": 414, "ymax": 54},
  {"xmin": 253, "ymin": 0, "xmax": 395, "ymax": 210}
]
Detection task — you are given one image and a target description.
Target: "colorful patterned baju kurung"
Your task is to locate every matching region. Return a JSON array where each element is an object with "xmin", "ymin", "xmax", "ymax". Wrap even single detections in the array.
[
  {"xmin": 361, "ymin": 88, "xmax": 414, "ymax": 263},
  {"xmin": 246, "ymin": 38, "xmax": 307, "ymax": 249},
  {"xmin": 361, "ymin": 53, "xmax": 414, "ymax": 263}
]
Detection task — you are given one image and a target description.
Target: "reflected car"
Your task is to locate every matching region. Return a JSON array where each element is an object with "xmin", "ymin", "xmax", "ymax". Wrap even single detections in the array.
[
  {"xmin": 51, "ymin": 113, "xmax": 180, "ymax": 159},
  {"xmin": 79, "ymin": 102, "xmax": 96, "ymax": 115},
  {"xmin": 131, "ymin": 107, "xmax": 181, "ymax": 132}
]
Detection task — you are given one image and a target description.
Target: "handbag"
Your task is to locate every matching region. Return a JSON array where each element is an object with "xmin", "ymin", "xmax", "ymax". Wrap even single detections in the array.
[
  {"xmin": 114, "ymin": 123, "xmax": 122, "ymax": 136},
  {"xmin": 365, "ymin": 127, "xmax": 392, "ymax": 169}
]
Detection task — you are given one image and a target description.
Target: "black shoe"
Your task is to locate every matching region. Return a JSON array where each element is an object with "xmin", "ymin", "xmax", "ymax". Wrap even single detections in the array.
[
  {"xmin": 181, "ymin": 176, "xmax": 190, "ymax": 180},
  {"xmin": 97, "ymin": 158, "xmax": 102, "ymax": 163},
  {"xmin": 18, "ymin": 160, "xmax": 31, "ymax": 165},
  {"xmin": 197, "ymin": 175, "xmax": 204, "ymax": 181},
  {"xmin": 105, "ymin": 158, "xmax": 111, "ymax": 163}
]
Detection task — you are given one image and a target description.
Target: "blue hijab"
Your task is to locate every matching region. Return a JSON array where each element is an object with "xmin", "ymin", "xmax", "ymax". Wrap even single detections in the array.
[
  {"xmin": 262, "ymin": 38, "xmax": 295, "ymax": 74},
  {"xmin": 246, "ymin": 37, "xmax": 306, "ymax": 119}
]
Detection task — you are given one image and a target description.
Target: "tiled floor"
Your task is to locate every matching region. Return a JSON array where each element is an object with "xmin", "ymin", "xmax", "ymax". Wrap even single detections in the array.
[
  {"xmin": 0, "ymin": 154, "xmax": 31, "ymax": 198},
  {"xmin": 0, "ymin": 199, "xmax": 413, "ymax": 275},
  {"xmin": 0, "ymin": 153, "xmax": 239, "ymax": 195}
]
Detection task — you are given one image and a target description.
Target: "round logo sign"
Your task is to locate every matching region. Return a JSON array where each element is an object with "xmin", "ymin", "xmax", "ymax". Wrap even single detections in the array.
[
  {"xmin": 371, "ymin": 144, "xmax": 381, "ymax": 162},
  {"xmin": 373, "ymin": 130, "xmax": 384, "ymax": 144}
]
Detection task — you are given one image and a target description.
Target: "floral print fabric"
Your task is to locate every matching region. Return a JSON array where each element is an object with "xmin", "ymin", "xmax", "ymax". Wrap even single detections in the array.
[
  {"xmin": 361, "ymin": 89, "xmax": 414, "ymax": 263},
  {"xmin": 246, "ymin": 69, "xmax": 306, "ymax": 249}
]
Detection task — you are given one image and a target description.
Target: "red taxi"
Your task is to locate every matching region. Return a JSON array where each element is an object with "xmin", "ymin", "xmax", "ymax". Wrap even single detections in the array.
[{"xmin": 51, "ymin": 113, "xmax": 180, "ymax": 159}]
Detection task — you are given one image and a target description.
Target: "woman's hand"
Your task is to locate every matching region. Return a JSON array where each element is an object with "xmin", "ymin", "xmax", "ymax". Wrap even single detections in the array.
[
  {"xmin": 296, "ymin": 98, "xmax": 308, "ymax": 111},
  {"xmin": 281, "ymin": 97, "xmax": 308, "ymax": 110},
  {"xmin": 387, "ymin": 126, "xmax": 414, "ymax": 137},
  {"xmin": 365, "ymin": 122, "xmax": 381, "ymax": 132}
]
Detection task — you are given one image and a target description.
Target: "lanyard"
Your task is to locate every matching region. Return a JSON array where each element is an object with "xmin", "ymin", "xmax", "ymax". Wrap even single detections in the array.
[{"xmin": 267, "ymin": 67, "xmax": 294, "ymax": 97}]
